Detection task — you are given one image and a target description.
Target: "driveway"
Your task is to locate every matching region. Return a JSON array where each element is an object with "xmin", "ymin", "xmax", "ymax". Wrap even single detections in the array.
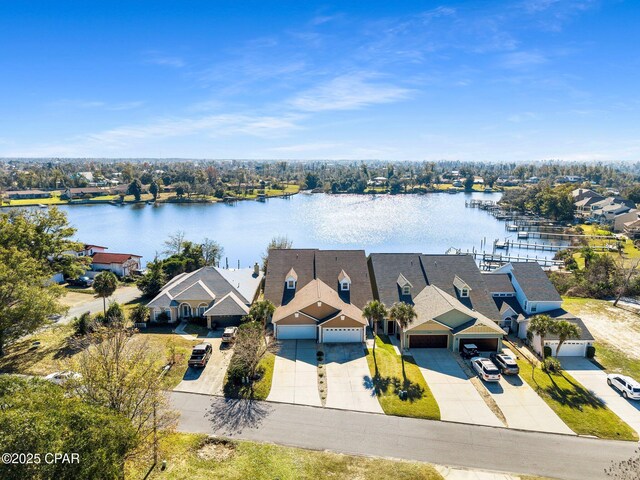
[
  {"xmin": 482, "ymin": 373, "xmax": 574, "ymax": 434},
  {"xmin": 267, "ymin": 340, "xmax": 321, "ymax": 406},
  {"xmin": 562, "ymin": 357, "xmax": 640, "ymax": 436},
  {"xmin": 323, "ymin": 343, "xmax": 382, "ymax": 413},
  {"xmin": 411, "ymin": 349, "xmax": 502, "ymax": 427},
  {"xmin": 60, "ymin": 285, "xmax": 141, "ymax": 323},
  {"xmin": 173, "ymin": 331, "xmax": 233, "ymax": 396}
]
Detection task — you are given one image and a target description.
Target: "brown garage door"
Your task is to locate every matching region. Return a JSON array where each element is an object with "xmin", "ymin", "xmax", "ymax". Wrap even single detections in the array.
[
  {"xmin": 459, "ymin": 338, "xmax": 499, "ymax": 351},
  {"xmin": 409, "ymin": 334, "xmax": 448, "ymax": 348}
]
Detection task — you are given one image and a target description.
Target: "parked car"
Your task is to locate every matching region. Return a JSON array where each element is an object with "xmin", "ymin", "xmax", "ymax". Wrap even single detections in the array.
[
  {"xmin": 188, "ymin": 343, "xmax": 213, "ymax": 368},
  {"xmin": 490, "ymin": 352, "xmax": 520, "ymax": 375},
  {"xmin": 221, "ymin": 327, "xmax": 238, "ymax": 344},
  {"xmin": 607, "ymin": 374, "xmax": 640, "ymax": 400},
  {"xmin": 69, "ymin": 276, "xmax": 93, "ymax": 287},
  {"xmin": 44, "ymin": 370, "xmax": 81, "ymax": 385},
  {"xmin": 471, "ymin": 357, "xmax": 501, "ymax": 382},
  {"xmin": 460, "ymin": 343, "xmax": 478, "ymax": 359}
]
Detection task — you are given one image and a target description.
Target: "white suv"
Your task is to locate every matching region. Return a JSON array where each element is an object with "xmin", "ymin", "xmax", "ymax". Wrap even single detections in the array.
[
  {"xmin": 607, "ymin": 374, "xmax": 640, "ymax": 400},
  {"xmin": 471, "ymin": 357, "xmax": 501, "ymax": 382}
]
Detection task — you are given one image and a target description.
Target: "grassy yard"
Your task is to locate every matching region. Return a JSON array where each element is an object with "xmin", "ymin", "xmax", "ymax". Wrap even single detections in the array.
[
  {"xmin": 126, "ymin": 433, "xmax": 444, "ymax": 480},
  {"xmin": 365, "ymin": 335, "xmax": 440, "ymax": 420},
  {"xmin": 515, "ymin": 357, "xmax": 638, "ymax": 441},
  {"xmin": 594, "ymin": 342, "xmax": 640, "ymax": 380},
  {"xmin": 223, "ymin": 351, "xmax": 275, "ymax": 401}
]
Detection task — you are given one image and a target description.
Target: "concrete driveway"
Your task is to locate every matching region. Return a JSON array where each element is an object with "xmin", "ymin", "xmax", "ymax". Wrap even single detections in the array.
[
  {"xmin": 267, "ymin": 340, "xmax": 321, "ymax": 406},
  {"xmin": 562, "ymin": 357, "xmax": 640, "ymax": 436},
  {"xmin": 411, "ymin": 349, "xmax": 502, "ymax": 427},
  {"xmin": 173, "ymin": 332, "xmax": 233, "ymax": 396},
  {"xmin": 323, "ymin": 343, "xmax": 383, "ymax": 413},
  {"xmin": 482, "ymin": 373, "xmax": 574, "ymax": 434}
]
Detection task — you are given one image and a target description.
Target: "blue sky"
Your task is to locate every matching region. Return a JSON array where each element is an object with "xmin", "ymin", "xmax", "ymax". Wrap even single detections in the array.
[{"xmin": 0, "ymin": 0, "xmax": 638, "ymax": 161}]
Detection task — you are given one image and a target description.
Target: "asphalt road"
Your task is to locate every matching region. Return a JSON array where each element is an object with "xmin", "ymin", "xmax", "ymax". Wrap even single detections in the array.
[
  {"xmin": 60, "ymin": 286, "xmax": 141, "ymax": 323},
  {"xmin": 171, "ymin": 391, "xmax": 638, "ymax": 480}
]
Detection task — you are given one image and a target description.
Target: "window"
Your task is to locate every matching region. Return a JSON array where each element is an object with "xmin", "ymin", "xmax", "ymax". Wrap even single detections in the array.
[
  {"xmin": 460, "ymin": 288, "xmax": 469, "ymax": 298},
  {"xmin": 531, "ymin": 304, "xmax": 537, "ymax": 313},
  {"xmin": 287, "ymin": 279, "xmax": 296, "ymax": 289},
  {"xmin": 341, "ymin": 281, "xmax": 350, "ymax": 291},
  {"xmin": 402, "ymin": 285, "xmax": 411, "ymax": 296}
]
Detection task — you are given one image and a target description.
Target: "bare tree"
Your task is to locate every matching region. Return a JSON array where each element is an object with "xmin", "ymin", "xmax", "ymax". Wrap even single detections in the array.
[
  {"xmin": 163, "ymin": 230, "xmax": 186, "ymax": 256},
  {"xmin": 234, "ymin": 322, "xmax": 278, "ymax": 380},
  {"xmin": 262, "ymin": 235, "xmax": 293, "ymax": 271},
  {"xmin": 202, "ymin": 238, "xmax": 224, "ymax": 266},
  {"xmin": 613, "ymin": 255, "xmax": 640, "ymax": 307}
]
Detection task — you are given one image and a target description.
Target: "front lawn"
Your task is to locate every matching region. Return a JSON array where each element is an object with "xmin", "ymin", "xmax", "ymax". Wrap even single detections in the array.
[
  {"xmin": 365, "ymin": 335, "xmax": 440, "ymax": 420},
  {"xmin": 516, "ymin": 357, "xmax": 638, "ymax": 441},
  {"xmin": 594, "ymin": 342, "xmax": 640, "ymax": 380},
  {"xmin": 125, "ymin": 432, "xmax": 445, "ymax": 480}
]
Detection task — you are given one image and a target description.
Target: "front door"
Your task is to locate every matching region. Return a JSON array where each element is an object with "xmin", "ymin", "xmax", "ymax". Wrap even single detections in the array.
[{"xmin": 387, "ymin": 320, "xmax": 395, "ymax": 335}]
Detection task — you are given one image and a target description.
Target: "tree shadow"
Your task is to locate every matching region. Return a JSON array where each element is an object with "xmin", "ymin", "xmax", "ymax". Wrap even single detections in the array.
[
  {"xmin": 206, "ymin": 397, "xmax": 272, "ymax": 435},
  {"xmin": 544, "ymin": 371, "xmax": 606, "ymax": 410}
]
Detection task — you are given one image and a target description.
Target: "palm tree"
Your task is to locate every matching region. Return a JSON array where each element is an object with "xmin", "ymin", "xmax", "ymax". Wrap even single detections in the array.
[
  {"xmin": 389, "ymin": 302, "xmax": 417, "ymax": 352},
  {"xmin": 362, "ymin": 300, "xmax": 387, "ymax": 353},
  {"xmin": 527, "ymin": 314, "xmax": 555, "ymax": 359},
  {"xmin": 93, "ymin": 271, "xmax": 118, "ymax": 316},
  {"xmin": 552, "ymin": 320, "xmax": 581, "ymax": 358},
  {"xmin": 248, "ymin": 299, "xmax": 276, "ymax": 329}
]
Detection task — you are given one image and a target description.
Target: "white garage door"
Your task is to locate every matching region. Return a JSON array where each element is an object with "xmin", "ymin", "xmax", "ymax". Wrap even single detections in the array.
[
  {"xmin": 276, "ymin": 324, "xmax": 317, "ymax": 340},
  {"xmin": 548, "ymin": 341, "xmax": 586, "ymax": 357},
  {"xmin": 322, "ymin": 327, "xmax": 362, "ymax": 343}
]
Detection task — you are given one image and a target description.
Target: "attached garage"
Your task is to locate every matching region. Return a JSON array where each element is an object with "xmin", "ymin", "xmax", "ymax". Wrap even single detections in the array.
[
  {"xmin": 409, "ymin": 334, "xmax": 448, "ymax": 348},
  {"xmin": 275, "ymin": 324, "xmax": 317, "ymax": 340},
  {"xmin": 321, "ymin": 327, "xmax": 363, "ymax": 343},
  {"xmin": 458, "ymin": 337, "xmax": 499, "ymax": 352},
  {"xmin": 546, "ymin": 341, "xmax": 587, "ymax": 357}
]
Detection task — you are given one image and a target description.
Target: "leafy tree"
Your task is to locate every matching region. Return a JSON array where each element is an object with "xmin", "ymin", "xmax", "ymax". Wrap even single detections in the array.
[
  {"xmin": 0, "ymin": 376, "xmax": 138, "ymax": 480},
  {"xmin": 127, "ymin": 178, "xmax": 143, "ymax": 201},
  {"xmin": 226, "ymin": 322, "xmax": 277, "ymax": 392},
  {"xmin": 202, "ymin": 238, "xmax": 224, "ymax": 266},
  {"xmin": 464, "ymin": 175, "xmax": 475, "ymax": 192},
  {"xmin": 0, "ymin": 247, "xmax": 66, "ymax": 355},
  {"xmin": 247, "ymin": 300, "xmax": 275, "ymax": 328},
  {"xmin": 552, "ymin": 320, "xmax": 581, "ymax": 358},
  {"xmin": 304, "ymin": 172, "xmax": 320, "ymax": 190},
  {"xmin": 149, "ymin": 180, "xmax": 159, "ymax": 201},
  {"xmin": 527, "ymin": 314, "xmax": 555, "ymax": 358},
  {"xmin": 262, "ymin": 235, "xmax": 293, "ymax": 271},
  {"xmin": 73, "ymin": 311, "xmax": 94, "ymax": 336},
  {"xmin": 137, "ymin": 258, "xmax": 166, "ymax": 297},
  {"xmin": 106, "ymin": 301, "xmax": 125, "ymax": 325},
  {"xmin": 93, "ymin": 271, "xmax": 118, "ymax": 316},
  {"xmin": 130, "ymin": 303, "xmax": 150, "ymax": 325},
  {"xmin": 362, "ymin": 300, "xmax": 387, "ymax": 353},
  {"xmin": 389, "ymin": 302, "xmax": 417, "ymax": 352}
]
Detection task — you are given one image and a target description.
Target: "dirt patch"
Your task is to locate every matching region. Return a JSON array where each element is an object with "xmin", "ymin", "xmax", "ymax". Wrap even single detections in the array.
[
  {"xmin": 197, "ymin": 438, "xmax": 237, "ymax": 462},
  {"xmin": 564, "ymin": 300, "xmax": 640, "ymax": 359}
]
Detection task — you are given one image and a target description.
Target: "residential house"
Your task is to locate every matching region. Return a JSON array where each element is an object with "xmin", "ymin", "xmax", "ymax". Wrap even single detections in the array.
[
  {"xmin": 624, "ymin": 218, "xmax": 640, "ymax": 239},
  {"xmin": 589, "ymin": 197, "xmax": 636, "ymax": 224},
  {"xmin": 613, "ymin": 209, "xmax": 640, "ymax": 233},
  {"xmin": 5, "ymin": 189, "xmax": 52, "ymax": 200},
  {"xmin": 91, "ymin": 252, "xmax": 142, "ymax": 277},
  {"xmin": 263, "ymin": 249, "xmax": 371, "ymax": 343},
  {"xmin": 61, "ymin": 186, "xmax": 111, "ymax": 200},
  {"xmin": 147, "ymin": 265, "xmax": 263, "ymax": 328},
  {"xmin": 368, "ymin": 254, "xmax": 505, "ymax": 352},
  {"xmin": 487, "ymin": 262, "xmax": 594, "ymax": 356}
]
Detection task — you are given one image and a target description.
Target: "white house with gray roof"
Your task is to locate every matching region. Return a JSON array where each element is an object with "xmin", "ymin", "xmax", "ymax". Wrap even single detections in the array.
[{"xmin": 146, "ymin": 264, "xmax": 263, "ymax": 328}]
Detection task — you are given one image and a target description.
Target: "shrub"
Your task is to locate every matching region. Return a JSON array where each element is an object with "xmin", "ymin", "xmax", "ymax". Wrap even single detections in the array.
[
  {"xmin": 94, "ymin": 312, "xmax": 106, "ymax": 324},
  {"xmin": 106, "ymin": 302, "xmax": 125, "ymax": 325},
  {"xmin": 543, "ymin": 345, "xmax": 552, "ymax": 359},
  {"xmin": 130, "ymin": 303, "xmax": 149, "ymax": 324},
  {"xmin": 586, "ymin": 345, "xmax": 596, "ymax": 359},
  {"xmin": 156, "ymin": 311, "xmax": 170, "ymax": 323},
  {"xmin": 542, "ymin": 357, "xmax": 562, "ymax": 374},
  {"xmin": 73, "ymin": 311, "xmax": 93, "ymax": 336}
]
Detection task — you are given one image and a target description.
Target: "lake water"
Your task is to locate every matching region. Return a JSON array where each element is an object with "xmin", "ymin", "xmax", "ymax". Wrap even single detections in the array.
[{"xmin": 56, "ymin": 192, "xmax": 559, "ymax": 268}]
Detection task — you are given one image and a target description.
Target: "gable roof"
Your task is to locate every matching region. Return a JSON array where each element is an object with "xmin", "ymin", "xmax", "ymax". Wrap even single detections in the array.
[
  {"xmin": 508, "ymin": 262, "xmax": 562, "ymax": 302},
  {"xmin": 397, "ymin": 273, "xmax": 413, "ymax": 288},
  {"xmin": 146, "ymin": 266, "xmax": 263, "ymax": 309},
  {"xmin": 482, "ymin": 273, "xmax": 515, "ymax": 294},
  {"xmin": 338, "ymin": 269, "xmax": 350, "ymax": 283},
  {"xmin": 419, "ymin": 254, "xmax": 501, "ymax": 321},
  {"xmin": 452, "ymin": 275, "xmax": 471, "ymax": 292},
  {"xmin": 264, "ymin": 249, "xmax": 371, "ymax": 309},
  {"xmin": 368, "ymin": 253, "xmax": 428, "ymax": 306},
  {"xmin": 203, "ymin": 292, "xmax": 250, "ymax": 317}
]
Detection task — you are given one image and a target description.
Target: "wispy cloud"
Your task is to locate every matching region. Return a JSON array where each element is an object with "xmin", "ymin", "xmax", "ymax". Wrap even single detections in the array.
[
  {"xmin": 290, "ymin": 73, "xmax": 411, "ymax": 112},
  {"xmin": 500, "ymin": 51, "xmax": 548, "ymax": 69},
  {"xmin": 144, "ymin": 52, "xmax": 186, "ymax": 68},
  {"xmin": 268, "ymin": 142, "xmax": 342, "ymax": 153},
  {"xmin": 50, "ymin": 99, "xmax": 144, "ymax": 111}
]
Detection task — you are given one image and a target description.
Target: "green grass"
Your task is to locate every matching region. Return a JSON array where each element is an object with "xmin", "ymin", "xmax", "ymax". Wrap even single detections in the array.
[
  {"xmin": 8, "ymin": 195, "xmax": 67, "ymax": 206},
  {"xmin": 126, "ymin": 432, "xmax": 445, "ymax": 480},
  {"xmin": 594, "ymin": 342, "xmax": 640, "ymax": 380},
  {"xmin": 515, "ymin": 357, "xmax": 638, "ymax": 441},
  {"xmin": 223, "ymin": 351, "xmax": 275, "ymax": 401},
  {"xmin": 365, "ymin": 335, "xmax": 440, "ymax": 420}
]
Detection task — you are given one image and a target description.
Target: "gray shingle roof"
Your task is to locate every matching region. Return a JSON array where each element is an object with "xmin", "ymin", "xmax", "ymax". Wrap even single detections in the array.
[
  {"xmin": 509, "ymin": 262, "xmax": 562, "ymax": 302},
  {"xmin": 542, "ymin": 311, "xmax": 595, "ymax": 341},
  {"xmin": 264, "ymin": 249, "xmax": 372, "ymax": 309},
  {"xmin": 483, "ymin": 273, "xmax": 515, "ymax": 294},
  {"xmin": 203, "ymin": 292, "xmax": 250, "ymax": 317},
  {"xmin": 368, "ymin": 253, "xmax": 428, "ymax": 307}
]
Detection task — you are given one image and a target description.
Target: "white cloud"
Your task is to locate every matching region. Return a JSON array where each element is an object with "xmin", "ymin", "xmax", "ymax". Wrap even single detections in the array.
[
  {"xmin": 50, "ymin": 99, "xmax": 143, "ymax": 111},
  {"xmin": 290, "ymin": 73, "xmax": 412, "ymax": 112},
  {"xmin": 144, "ymin": 53, "xmax": 186, "ymax": 68},
  {"xmin": 268, "ymin": 142, "xmax": 342, "ymax": 153},
  {"xmin": 500, "ymin": 51, "xmax": 548, "ymax": 69}
]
